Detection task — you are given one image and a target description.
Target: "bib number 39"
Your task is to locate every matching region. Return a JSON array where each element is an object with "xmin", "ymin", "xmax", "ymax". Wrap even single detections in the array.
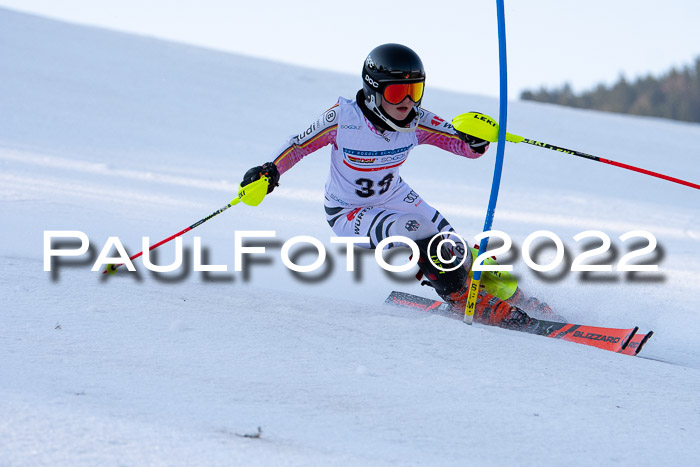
[{"xmin": 355, "ymin": 174, "xmax": 394, "ymax": 198}]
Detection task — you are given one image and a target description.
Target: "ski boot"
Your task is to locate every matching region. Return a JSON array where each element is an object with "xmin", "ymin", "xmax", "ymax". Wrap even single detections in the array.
[
  {"xmin": 441, "ymin": 284, "xmax": 534, "ymax": 330},
  {"xmin": 413, "ymin": 235, "xmax": 563, "ymax": 327},
  {"xmin": 505, "ymin": 287, "xmax": 566, "ymax": 323}
]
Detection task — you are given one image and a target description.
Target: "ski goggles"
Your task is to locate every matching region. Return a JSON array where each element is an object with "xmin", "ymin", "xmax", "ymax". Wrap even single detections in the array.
[{"xmin": 382, "ymin": 81, "xmax": 424, "ymax": 105}]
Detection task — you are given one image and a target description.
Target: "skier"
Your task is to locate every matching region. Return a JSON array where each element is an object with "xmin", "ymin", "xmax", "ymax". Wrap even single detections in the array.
[{"xmin": 240, "ymin": 43, "xmax": 555, "ymax": 327}]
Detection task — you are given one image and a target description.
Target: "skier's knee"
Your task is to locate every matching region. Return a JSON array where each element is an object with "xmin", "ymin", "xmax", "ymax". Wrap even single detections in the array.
[{"xmin": 412, "ymin": 231, "xmax": 469, "ymax": 297}]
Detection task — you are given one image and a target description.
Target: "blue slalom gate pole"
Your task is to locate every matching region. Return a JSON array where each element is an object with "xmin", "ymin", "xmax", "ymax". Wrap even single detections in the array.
[{"xmin": 464, "ymin": 0, "xmax": 509, "ymax": 323}]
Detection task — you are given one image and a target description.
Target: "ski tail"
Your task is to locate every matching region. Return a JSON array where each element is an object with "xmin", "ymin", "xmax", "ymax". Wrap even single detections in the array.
[
  {"xmin": 542, "ymin": 323, "xmax": 638, "ymax": 353},
  {"xmin": 619, "ymin": 331, "xmax": 655, "ymax": 356}
]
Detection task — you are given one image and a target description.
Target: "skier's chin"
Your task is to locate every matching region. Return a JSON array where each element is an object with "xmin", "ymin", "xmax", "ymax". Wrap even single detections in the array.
[{"xmin": 389, "ymin": 108, "xmax": 411, "ymax": 120}]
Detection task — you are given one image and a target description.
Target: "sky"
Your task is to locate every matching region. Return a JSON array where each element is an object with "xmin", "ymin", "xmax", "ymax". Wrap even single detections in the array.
[{"xmin": 1, "ymin": 0, "xmax": 699, "ymax": 99}]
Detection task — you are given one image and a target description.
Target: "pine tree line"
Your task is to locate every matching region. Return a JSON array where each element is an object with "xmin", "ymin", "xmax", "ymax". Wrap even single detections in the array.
[{"xmin": 520, "ymin": 57, "xmax": 700, "ymax": 123}]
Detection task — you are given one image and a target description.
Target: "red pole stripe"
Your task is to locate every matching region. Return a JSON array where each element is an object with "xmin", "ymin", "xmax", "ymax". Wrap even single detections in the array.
[
  {"xmin": 103, "ymin": 198, "xmax": 237, "ymax": 274},
  {"xmin": 522, "ymin": 139, "xmax": 700, "ymax": 191},
  {"xmin": 127, "ymin": 227, "xmax": 192, "ymax": 262},
  {"xmin": 103, "ymin": 227, "xmax": 192, "ymax": 273},
  {"xmin": 599, "ymin": 158, "xmax": 700, "ymax": 190}
]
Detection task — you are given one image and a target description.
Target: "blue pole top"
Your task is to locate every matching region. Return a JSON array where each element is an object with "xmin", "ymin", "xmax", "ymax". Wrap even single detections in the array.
[{"xmin": 473, "ymin": 0, "xmax": 508, "ymax": 278}]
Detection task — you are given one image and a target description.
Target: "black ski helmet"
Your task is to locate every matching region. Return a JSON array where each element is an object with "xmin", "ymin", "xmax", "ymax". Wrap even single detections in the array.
[{"xmin": 362, "ymin": 43, "xmax": 425, "ymax": 132}]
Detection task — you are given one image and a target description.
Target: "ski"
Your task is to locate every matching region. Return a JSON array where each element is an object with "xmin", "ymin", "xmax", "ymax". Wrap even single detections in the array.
[{"xmin": 385, "ymin": 291, "xmax": 652, "ymax": 356}]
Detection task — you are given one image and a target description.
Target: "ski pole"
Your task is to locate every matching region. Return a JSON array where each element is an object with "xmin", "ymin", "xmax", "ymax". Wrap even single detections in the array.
[
  {"xmin": 452, "ymin": 112, "xmax": 700, "ymax": 191},
  {"xmin": 104, "ymin": 175, "xmax": 270, "ymax": 274}
]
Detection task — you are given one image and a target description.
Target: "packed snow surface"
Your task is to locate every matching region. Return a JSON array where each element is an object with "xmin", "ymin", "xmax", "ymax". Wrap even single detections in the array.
[{"xmin": 1, "ymin": 7, "xmax": 700, "ymax": 466}]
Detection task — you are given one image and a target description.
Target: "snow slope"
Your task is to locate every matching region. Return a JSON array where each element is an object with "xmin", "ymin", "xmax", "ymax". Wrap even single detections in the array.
[{"xmin": 2, "ymin": 7, "xmax": 700, "ymax": 466}]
